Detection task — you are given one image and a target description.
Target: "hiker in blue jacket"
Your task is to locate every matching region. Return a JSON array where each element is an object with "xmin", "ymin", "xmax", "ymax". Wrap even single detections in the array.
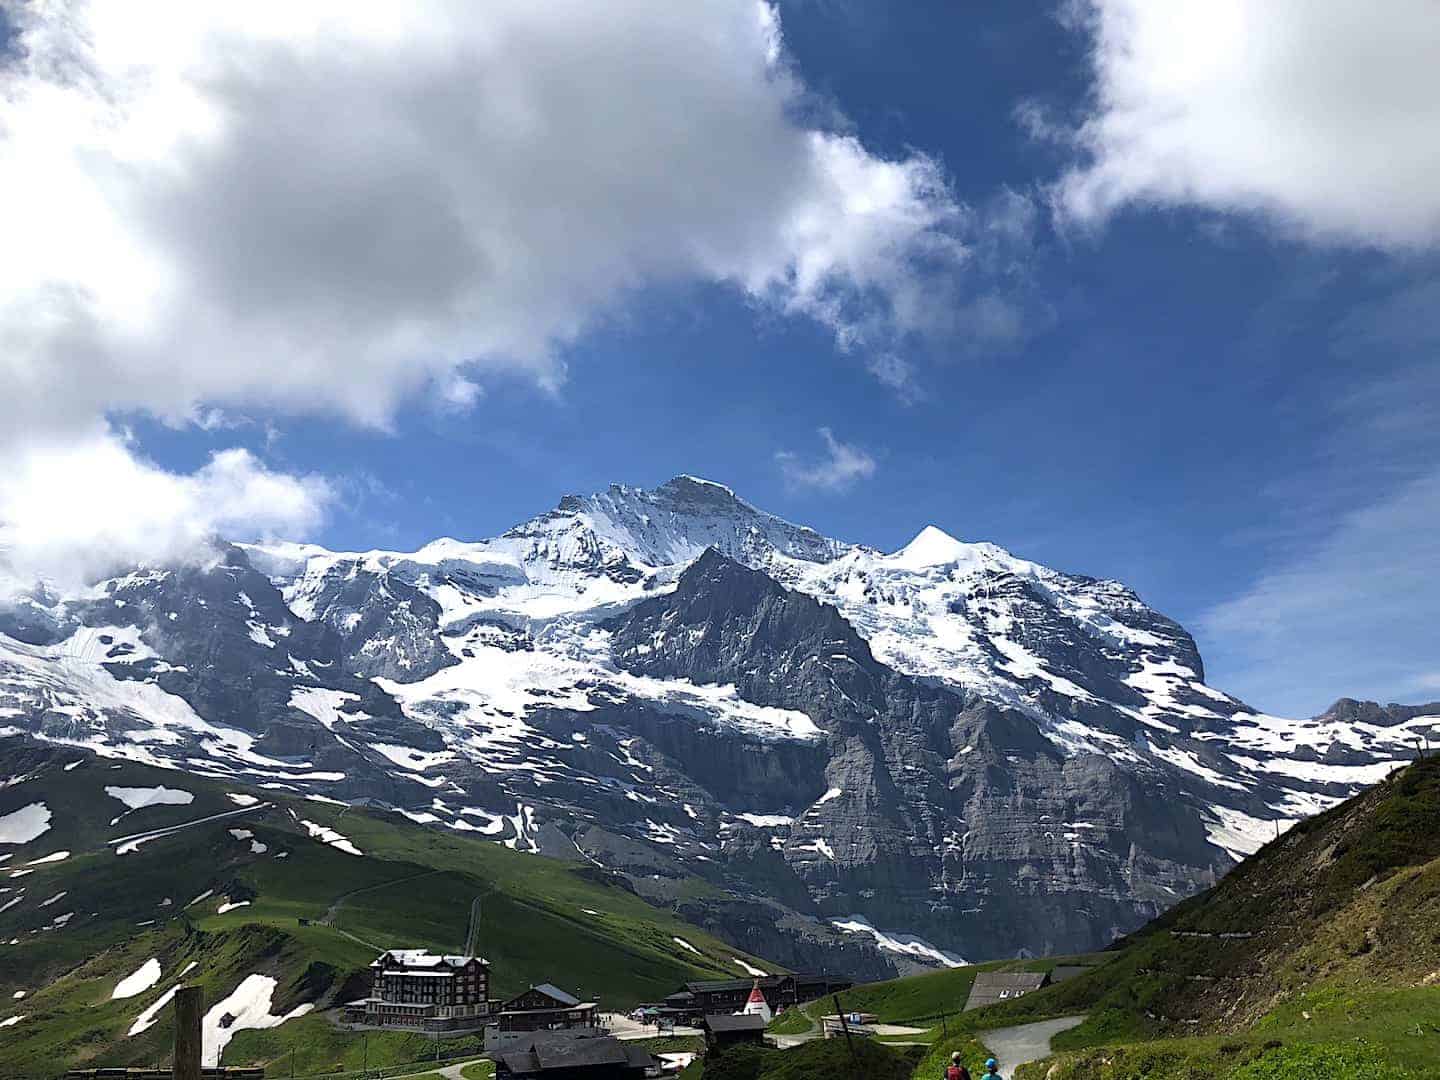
[{"xmin": 983, "ymin": 1057, "xmax": 1000, "ymax": 1076}]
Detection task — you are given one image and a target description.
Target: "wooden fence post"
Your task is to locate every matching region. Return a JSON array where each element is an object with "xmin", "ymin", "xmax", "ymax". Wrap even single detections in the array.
[{"xmin": 173, "ymin": 984, "xmax": 203, "ymax": 1080}]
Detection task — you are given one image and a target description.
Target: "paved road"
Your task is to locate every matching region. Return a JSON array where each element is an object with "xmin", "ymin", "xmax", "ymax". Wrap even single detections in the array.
[
  {"xmin": 980, "ymin": 1016, "xmax": 1085, "ymax": 1079},
  {"xmin": 773, "ymin": 1016, "xmax": 930, "ymax": 1049},
  {"xmin": 605, "ymin": 1013, "xmax": 703, "ymax": 1040}
]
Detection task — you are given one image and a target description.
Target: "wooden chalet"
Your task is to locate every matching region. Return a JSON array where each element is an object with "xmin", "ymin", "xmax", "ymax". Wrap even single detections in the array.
[{"xmin": 497, "ymin": 983, "xmax": 598, "ymax": 1032}]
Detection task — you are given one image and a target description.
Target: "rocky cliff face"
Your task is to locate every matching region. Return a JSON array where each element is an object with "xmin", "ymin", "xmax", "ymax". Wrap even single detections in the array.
[
  {"xmin": 603, "ymin": 551, "xmax": 1219, "ymax": 959},
  {"xmin": 0, "ymin": 476, "xmax": 1431, "ymax": 977}
]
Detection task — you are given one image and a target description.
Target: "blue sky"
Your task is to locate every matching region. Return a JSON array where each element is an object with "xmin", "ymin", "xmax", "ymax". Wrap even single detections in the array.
[{"xmin": 1, "ymin": 2, "xmax": 1437, "ymax": 718}]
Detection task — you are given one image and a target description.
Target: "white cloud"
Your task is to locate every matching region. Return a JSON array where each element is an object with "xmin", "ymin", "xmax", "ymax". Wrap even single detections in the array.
[
  {"xmin": 865, "ymin": 354, "xmax": 923, "ymax": 404},
  {"xmin": 0, "ymin": 0, "xmax": 973, "ymax": 435},
  {"xmin": 1201, "ymin": 467, "xmax": 1440, "ymax": 716},
  {"xmin": 1056, "ymin": 0, "xmax": 1440, "ymax": 247},
  {"xmin": 0, "ymin": 429, "xmax": 330, "ymax": 590},
  {"xmin": 776, "ymin": 427, "xmax": 877, "ymax": 493},
  {"xmin": 0, "ymin": 0, "xmax": 993, "ymax": 569}
]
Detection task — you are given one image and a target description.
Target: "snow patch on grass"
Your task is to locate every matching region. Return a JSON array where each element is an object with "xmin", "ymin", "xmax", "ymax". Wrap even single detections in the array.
[
  {"xmin": 104, "ymin": 785, "xmax": 194, "ymax": 810},
  {"xmin": 0, "ymin": 803, "xmax": 51, "ymax": 844},
  {"xmin": 128, "ymin": 985, "xmax": 179, "ymax": 1036},
  {"xmin": 113, "ymin": 958, "xmax": 162, "ymax": 999},
  {"xmin": 202, "ymin": 974, "xmax": 314, "ymax": 1066},
  {"xmin": 299, "ymin": 820, "xmax": 362, "ymax": 856}
]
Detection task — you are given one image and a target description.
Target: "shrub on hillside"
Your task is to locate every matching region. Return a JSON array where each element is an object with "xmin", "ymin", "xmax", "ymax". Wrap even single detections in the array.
[{"xmin": 1231, "ymin": 1040, "xmax": 1417, "ymax": 1080}]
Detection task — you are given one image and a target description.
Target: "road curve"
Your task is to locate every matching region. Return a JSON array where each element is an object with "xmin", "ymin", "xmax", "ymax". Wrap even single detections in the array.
[{"xmin": 980, "ymin": 1015, "xmax": 1085, "ymax": 1079}]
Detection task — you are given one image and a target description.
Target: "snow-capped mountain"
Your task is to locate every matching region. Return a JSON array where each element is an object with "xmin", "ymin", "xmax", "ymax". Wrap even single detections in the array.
[{"xmin": 0, "ymin": 476, "xmax": 1432, "ymax": 977}]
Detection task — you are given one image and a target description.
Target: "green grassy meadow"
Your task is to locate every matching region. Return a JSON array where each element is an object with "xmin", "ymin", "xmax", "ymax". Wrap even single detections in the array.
[{"xmin": 0, "ymin": 749, "xmax": 777, "ymax": 1078}]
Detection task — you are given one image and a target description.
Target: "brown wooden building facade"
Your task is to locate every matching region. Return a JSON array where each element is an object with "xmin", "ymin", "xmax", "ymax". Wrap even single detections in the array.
[{"xmin": 497, "ymin": 984, "xmax": 598, "ymax": 1032}]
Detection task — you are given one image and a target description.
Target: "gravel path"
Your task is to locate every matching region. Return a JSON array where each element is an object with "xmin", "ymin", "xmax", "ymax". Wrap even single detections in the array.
[{"xmin": 977, "ymin": 1015, "xmax": 1085, "ymax": 1079}]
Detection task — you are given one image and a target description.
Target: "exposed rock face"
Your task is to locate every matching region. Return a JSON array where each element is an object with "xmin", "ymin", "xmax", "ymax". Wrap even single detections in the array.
[
  {"xmin": 282, "ymin": 559, "xmax": 457, "ymax": 681},
  {"xmin": 0, "ymin": 477, "xmax": 1430, "ymax": 977},
  {"xmin": 604, "ymin": 551, "xmax": 1217, "ymax": 959},
  {"xmin": 1319, "ymin": 698, "xmax": 1440, "ymax": 728}
]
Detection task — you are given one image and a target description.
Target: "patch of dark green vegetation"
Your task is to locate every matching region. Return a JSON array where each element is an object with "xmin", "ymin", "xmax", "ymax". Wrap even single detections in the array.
[{"xmin": 698, "ymin": 1037, "xmax": 924, "ymax": 1080}]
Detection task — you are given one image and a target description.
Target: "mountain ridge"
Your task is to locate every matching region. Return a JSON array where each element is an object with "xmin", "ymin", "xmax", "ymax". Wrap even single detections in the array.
[{"xmin": 0, "ymin": 475, "xmax": 1430, "ymax": 977}]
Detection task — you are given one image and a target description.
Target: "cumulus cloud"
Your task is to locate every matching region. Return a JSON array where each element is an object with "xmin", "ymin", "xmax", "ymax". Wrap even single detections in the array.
[
  {"xmin": 0, "ymin": 429, "xmax": 330, "ymax": 589},
  {"xmin": 0, "ymin": 0, "xmax": 994, "ymax": 573},
  {"xmin": 0, "ymin": 0, "xmax": 974, "ymax": 433},
  {"xmin": 1055, "ymin": 0, "xmax": 1440, "ymax": 247},
  {"xmin": 776, "ymin": 427, "xmax": 877, "ymax": 493}
]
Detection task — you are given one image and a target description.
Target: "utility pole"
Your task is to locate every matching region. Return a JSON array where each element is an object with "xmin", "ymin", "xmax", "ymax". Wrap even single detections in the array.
[
  {"xmin": 173, "ymin": 984, "xmax": 203, "ymax": 1080},
  {"xmin": 831, "ymin": 993, "xmax": 859, "ymax": 1076}
]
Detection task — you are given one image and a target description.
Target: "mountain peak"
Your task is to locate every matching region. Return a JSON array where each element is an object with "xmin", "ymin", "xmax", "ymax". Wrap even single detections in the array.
[
  {"xmin": 664, "ymin": 474, "xmax": 736, "ymax": 495},
  {"xmin": 889, "ymin": 524, "xmax": 967, "ymax": 569},
  {"xmin": 651, "ymin": 474, "xmax": 745, "ymax": 509}
]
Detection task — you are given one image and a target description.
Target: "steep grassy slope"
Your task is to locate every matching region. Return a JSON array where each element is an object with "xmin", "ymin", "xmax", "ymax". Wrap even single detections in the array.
[
  {"xmin": 0, "ymin": 742, "xmax": 776, "ymax": 1078},
  {"xmin": 766, "ymin": 952, "xmax": 1109, "ymax": 1035},
  {"xmin": 899, "ymin": 756, "xmax": 1440, "ymax": 1078}
]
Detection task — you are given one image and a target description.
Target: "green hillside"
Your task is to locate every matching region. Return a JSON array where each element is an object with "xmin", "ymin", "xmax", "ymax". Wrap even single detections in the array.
[
  {"xmin": 0, "ymin": 743, "xmax": 776, "ymax": 1078},
  {"xmin": 12, "ymin": 748, "xmax": 1440, "ymax": 1079},
  {"xmin": 903, "ymin": 755, "xmax": 1440, "ymax": 1078}
]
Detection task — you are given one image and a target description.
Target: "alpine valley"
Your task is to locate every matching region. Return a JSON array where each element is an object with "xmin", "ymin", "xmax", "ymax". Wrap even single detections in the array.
[{"xmin": 2, "ymin": 476, "xmax": 1435, "ymax": 980}]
